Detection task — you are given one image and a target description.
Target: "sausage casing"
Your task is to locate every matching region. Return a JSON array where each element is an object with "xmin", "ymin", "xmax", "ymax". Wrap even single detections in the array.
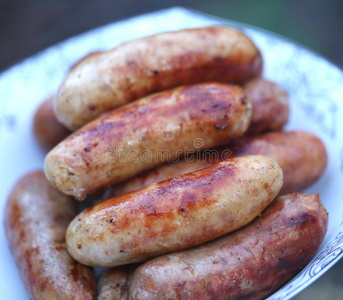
[
  {"xmin": 4, "ymin": 171, "xmax": 96, "ymax": 300},
  {"xmin": 66, "ymin": 155, "xmax": 283, "ymax": 267},
  {"xmin": 244, "ymin": 78, "xmax": 289, "ymax": 134},
  {"xmin": 45, "ymin": 83, "xmax": 252, "ymax": 200},
  {"xmin": 230, "ymin": 130, "xmax": 327, "ymax": 194},
  {"xmin": 32, "ymin": 52, "xmax": 102, "ymax": 150},
  {"xmin": 102, "ymin": 130, "xmax": 327, "ymax": 199},
  {"xmin": 55, "ymin": 26, "xmax": 262, "ymax": 130},
  {"xmin": 97, "ymin": 265, "xmax": 137, "ymax": 300},
  {"xmin": 34, "ymin": 78, "xmax": 288, "ymax": 155},
  {"xmin": 33, "ymin": 97, "xmax": 71, "ymax": 151},
  {"xmin": 129, "ymin": 193, "xmax": 328, "ymax": 300}
]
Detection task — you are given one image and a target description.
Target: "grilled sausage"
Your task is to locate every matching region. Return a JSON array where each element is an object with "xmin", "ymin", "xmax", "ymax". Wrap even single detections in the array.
[
  {"xmin": 102, "ymin": 130, "xmax": 327, "ymax": 199},
  {"xmin": 33, "ymin": 97, "xmax": 71, "ymax": 151},
  {"xmin": 54, "ymin": 26, "xmax": 262, "ymax": 130},
  {"xmin": 45, "ymin": 83, "xmax": 252, "ymax": 200},
  {"xmin": 97, "ymin": 265, "xmax": 137, "ymax": 300},
  {"xmin": 4, "ymin": 171, "xmax": 96, "ymax": 300},
  {"xmin": 32, "ymin": 51, "xmax": 105, "ymax": 151},
  {"xmin": 230, "ymin": 130, "xmax": 327, "ymax": 194},
  {"xmin": 34, "ymin": 78, "xmax": 288, "ymax": 154},
  {"xmin": 244, "ymin": 78, "xmax": 289, "ymax": 134},
  {"xmin": 66, "ymin": 155, "xmax": 283, "ymax": 267},
  {"xmin": 129, "ymin": 193, "xmax": 328, "ymax": 300}
]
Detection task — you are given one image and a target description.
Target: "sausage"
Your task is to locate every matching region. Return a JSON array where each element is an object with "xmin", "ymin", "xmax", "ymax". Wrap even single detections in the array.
[
  {"xmin": 4, "ymin": 171, "xmax": 96, "ymax": 300},
  {"xmin": 33, "ymin": 97, "xmax": 71, "ymax": 151},
  {"xmin": 45, "ymin": 83, "xmax": 252, "ymax": 200},
  {"xmin": 128, "ymin": 193, "xmax": 328, "ymax": 300},
  {"xmin": 66, "ymin": 155, "xmax": 283, "ymax": 267},
  {"xmin": 97, "ymin": 265, "xmax": 137, "ymax": 300},
  {"xmin": 244, "ymin": 78, "xmax": 289, "ymax": 134},
  {"xmin": 32, "ymin": 51, "xmax": 105, "ymax": 151},
  {"xmin": 230, "ymin": 130, "xmax": 327, "ymax": 194},
  {"xmin": 102, "ymin": 130, "xmax": 327, "ymax": 199},
  {"xmin": 69, "ymin": 51, "xmax": 103, "ymax": 72},
  {"xmin": 54, "ymin": 26, "xmax": 263, "ymax": 130},
  {"xmin": 34, "ymin": 78, "xmax": 288, "ymax": 154}
]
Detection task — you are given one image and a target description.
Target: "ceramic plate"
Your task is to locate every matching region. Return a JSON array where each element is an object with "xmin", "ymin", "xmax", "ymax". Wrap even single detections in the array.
[{"xmin": 1, "ymin": 7, "xmax": 343, "ymax": 300}]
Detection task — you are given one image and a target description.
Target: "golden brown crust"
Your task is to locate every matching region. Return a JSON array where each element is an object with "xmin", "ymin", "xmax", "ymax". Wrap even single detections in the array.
[
  {"xmin": 33, "ymin": 97, "xmax": 71, "ymax": 151},
  {"xmin": 4, "ymin": 171, "xmax": 96, "ymax": 300},
  {"xmin": 45, "ymin": 83, "xmax": 252, "ymax": 200},
  {"xmin": 55, "ymin": 26, "xmax": 262, "ymax": 130},
  {"xmin": 102, "ymin": 130, "xmax": 327, "ymax": 199},
  {"xmin": 66, "ymin": 155, "xmax": 282, "ymax": 267},
  {"xmin": 97, "ymin": 265, "xmax": 138, "ymax": 300},
  {"xmin": 128, "ymin": 193, "xmax": 328, "ymax": 300},
  {"xmin": 34, "ymin": 78, "xmax": 287, "ymax": 153}
]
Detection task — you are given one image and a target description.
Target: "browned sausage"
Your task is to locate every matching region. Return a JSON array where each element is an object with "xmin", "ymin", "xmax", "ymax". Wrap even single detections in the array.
[
  {"xmin": 244, "ymin": 78, "xmax": 289, "ymax": 134},
  {"xmin": 128, "ymin": 193, "xmax": 328, "ymax": 300},
  {"xmin": 66, "ymin": 155, "xmax": 283, "ymax": 267},
  {"xmin": 32, "ymin": 51, "xmax": 104, "ymax": 151},
  {"xmin": 102, "ymin": 130, "xmax": 327, "ymax": 199},
  {"xmin": 230, "ymin": 130, "xmax": 327, "ymax": 194},
  {"xmin": 33, "ymin": 97, "xmax": 71, "ymax": 151},
  {"xmin": 97, "ymin": 265, "xmax": 137, "ymax": 300},
  {"xmin": 34, "ymin": 78, "xmax": 288, "ymax": 154},
  {"xmin": 4, "ymin": 171, "xmax": 96, "ymax": 300},
  {"xmin": 54, "ymin": 26, "xmax": 262, "ymax": 130},
  {"xmin": 45, "ymin": 83, "xmax": 252, "ymax": 200},
  {"xmin": 33, "ymin": 78, "xmax": 288, "ymax": 152}
]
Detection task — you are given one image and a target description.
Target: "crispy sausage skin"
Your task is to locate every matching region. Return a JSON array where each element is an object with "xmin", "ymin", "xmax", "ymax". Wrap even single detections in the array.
[
  {"xmin": 33, "ymin": 97, "xmax": 71, "ymax": 151},
  {"xmin": 129, "ymin": 193, "xmax": 328, "ymax": 300},
  {"xmin": 98, "ymin": 265, "xmax": 137, "ymax": 300},
  {"xmin": 34, "ymin": 78, "xmax": 288, "ymax": 153},
  {"xmin": 102, "ymin": 130, "xmax": 327, "ymax": 199},
  {"xmin": 45, "ymin": 83, "xmax": 252, "ymax": 200},
  {"xmin": 4, "ymin": 171, "xmax": 96, "ymax": 300},
  {"xmin": 54, "ymin": 26, "xmax": 263, "ymax": 130},
  {"xmin": 66, "ymin": 155, "xmax": 283, "ymax": 267},
  {"xmin": 244, "ymin": 78, "xmax": 289, "ymax": 134}
]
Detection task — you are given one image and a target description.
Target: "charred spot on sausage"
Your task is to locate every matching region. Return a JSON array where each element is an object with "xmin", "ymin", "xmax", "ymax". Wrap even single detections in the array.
[{"xmin": 215, "ymin": 124, "xmax": 228, "ymax": 130}]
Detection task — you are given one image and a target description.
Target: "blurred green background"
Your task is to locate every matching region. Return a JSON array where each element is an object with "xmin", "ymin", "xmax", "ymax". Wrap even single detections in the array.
[
  {"xmin": 1, "ymin": 0, "xmax": 342, "ymax": 299},
  {"xmin": 0, "ymin": 0, "xmax": 342, "ymax": 71}
]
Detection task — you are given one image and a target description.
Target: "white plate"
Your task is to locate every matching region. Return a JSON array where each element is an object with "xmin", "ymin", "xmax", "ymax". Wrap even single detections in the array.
[{"xmin": 1, "ymin": 7, "xmax": 343, "ymax": 300}]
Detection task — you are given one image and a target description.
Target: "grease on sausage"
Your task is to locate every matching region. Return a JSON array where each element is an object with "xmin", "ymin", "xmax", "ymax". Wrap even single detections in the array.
[
  {"xmin": 55, "ymin": 26, "xmax": 262, "ymax": 130},
  {"xmin": 102, "ymin": 130, "xmax": 327, "ymax": 199},
  {"xmin": 129, "ymin": 193, "xmax": 328, "ymax": 300},
  {"xmin": 4, "ymin": 171, "xmax": 96, "ymax": 300},
  {"xmin": 66, "ymin": 155, "xmax": 283, "ymax": 267},
  {"xmin": 45, "ymin": 83, "xmax": 252, "ymax": 200}
]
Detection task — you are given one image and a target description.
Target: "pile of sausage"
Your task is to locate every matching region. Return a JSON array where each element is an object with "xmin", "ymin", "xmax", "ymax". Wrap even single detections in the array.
[{"xmin": 5, "ymin": 26, "xmax": 328, "ymax": 300}]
